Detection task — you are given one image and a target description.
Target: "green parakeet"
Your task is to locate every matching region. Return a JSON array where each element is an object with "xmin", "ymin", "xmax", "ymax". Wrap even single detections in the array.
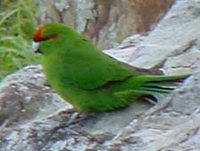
[{"xmin": 32, "ymin": 23, "xmax": 187, "ymax": 112}]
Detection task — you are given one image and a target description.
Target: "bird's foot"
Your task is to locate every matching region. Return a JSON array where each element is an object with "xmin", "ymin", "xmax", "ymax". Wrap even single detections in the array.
[
  {"xmin": 54, "ymin": 108, "xmax": 95, "ymax": 130},
  {"xmin": 144, "ymin": 95, "xmax": 158, "ymax": 105}
]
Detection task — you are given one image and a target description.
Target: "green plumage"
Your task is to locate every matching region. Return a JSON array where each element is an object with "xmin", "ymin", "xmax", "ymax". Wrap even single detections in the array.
[{"xmin": 33, "ymin": 23, "xmax": 187, "ymax": 112}]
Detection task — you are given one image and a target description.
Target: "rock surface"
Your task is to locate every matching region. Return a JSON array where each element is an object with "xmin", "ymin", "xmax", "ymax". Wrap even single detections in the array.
[
  {"xmin": 37, "ymin": 0, "xmax": 174, "ymax": 49},
  {"xmin": 106, "ymin": 0, "xmax": 200, "ymax": 75},
  {"xmin": 1, "ymin": 0, "xmax": 200, "ymax": 151}
]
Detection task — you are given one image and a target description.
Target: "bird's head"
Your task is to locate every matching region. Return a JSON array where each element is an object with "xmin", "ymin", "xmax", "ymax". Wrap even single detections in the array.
[{"xmin": 32, "ymin": 23, "xmax": 78, "ymax": 55}]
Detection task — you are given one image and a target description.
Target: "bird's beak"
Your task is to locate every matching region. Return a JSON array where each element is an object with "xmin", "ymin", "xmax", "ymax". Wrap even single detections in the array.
[{"xmin": 32, "ymin": 41, "xmax": 41, "ymax": 53}]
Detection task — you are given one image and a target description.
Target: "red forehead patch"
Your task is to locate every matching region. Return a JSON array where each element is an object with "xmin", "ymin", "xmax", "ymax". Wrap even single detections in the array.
[
  {"xmin": 33, "ymin": 27, "xmax": 45, "ymax": 42},
  {"xmin": 33, "ymin": 26, "xmax": 59, "ymax": 42}
]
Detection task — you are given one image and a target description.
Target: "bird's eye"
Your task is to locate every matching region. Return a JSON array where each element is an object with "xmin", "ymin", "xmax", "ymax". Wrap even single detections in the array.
[
  {"xmin": 33, "ymin": 33, "xmax": 59, "ymax": 42},
  {"xmin": 42, "ymin": 34, "xmax": 59, "ymax": 41}
]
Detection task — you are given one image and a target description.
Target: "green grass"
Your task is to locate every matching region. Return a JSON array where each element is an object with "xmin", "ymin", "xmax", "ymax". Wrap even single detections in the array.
[{"xmin": 0, "ymin": 0, "xmax": 39, "ymax": 80}]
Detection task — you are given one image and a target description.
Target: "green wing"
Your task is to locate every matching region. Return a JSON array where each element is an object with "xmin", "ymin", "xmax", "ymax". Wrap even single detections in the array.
[{"xmin": 58, "ymin": 38, "xmax": 134, "ymax": 90}]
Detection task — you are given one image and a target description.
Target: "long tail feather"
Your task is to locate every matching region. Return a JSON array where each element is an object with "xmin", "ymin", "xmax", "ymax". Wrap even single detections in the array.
[{"xmin": 135, "ymin": 74, "xmax": 189, "ymax": 95}]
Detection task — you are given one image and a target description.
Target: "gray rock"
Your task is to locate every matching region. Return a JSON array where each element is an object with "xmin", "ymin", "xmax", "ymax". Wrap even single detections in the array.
[
  {"xmin": 163, "ymin": 51, "xmax": 200, "ymax": 75},
  {"xmin": 0, "ymin": 65, "xmax": 151, "ymax": 151},
  {"xmin": 104, "ymin": 73, "xmax": 200, "ymax": 151},
  {"xmin": 130, "ymin": 0, "xmax": 200, "ymax": 70}
]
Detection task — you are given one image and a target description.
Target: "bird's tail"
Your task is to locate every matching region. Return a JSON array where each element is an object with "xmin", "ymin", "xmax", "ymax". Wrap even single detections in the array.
[
  {"xmin": 132, "ymin": 74, "xmax": 189, "ymax": 96},
  {"xmin": 113, "ymin": 74, "xmax": 189, "ymax": 107}
]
